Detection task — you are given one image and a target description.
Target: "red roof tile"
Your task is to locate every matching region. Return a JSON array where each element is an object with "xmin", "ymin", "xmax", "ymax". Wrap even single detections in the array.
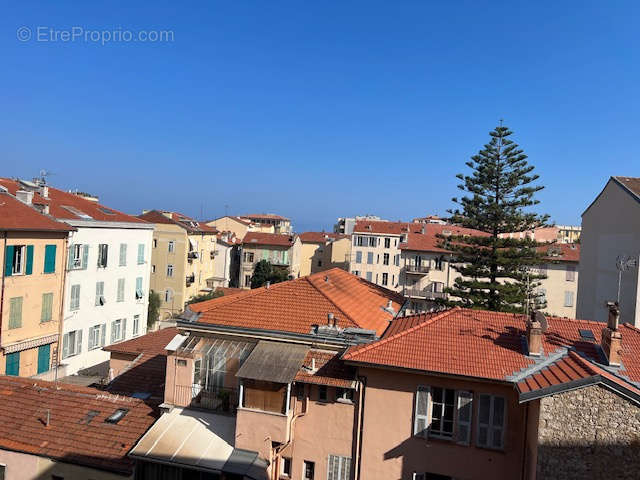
[
  {"xmin": 294, "ymin": 350, "xmax": 356, "ymax": 388},
  {"xmin": 104, "ymin": 327, "xmax": 178, "ymax": 356},
  {"xmin": 0, "ymin": 376, "xmax": 157, "ymax": 476},
  {"xmin": 138, "ymin": 210, "xmax": 218, "ymax": 234},
  {"xmin": 242, "ymin": 232, "xmax": 296, "ymax": 247},
  {"xmin": 399, "ymin": 225, "xmax": 489, "ymax": 253},
  {"xmin": 539, "ymin": 243, "xmax": 580, "ymax": 263},
  {"xmin": 189, "ymin": 268, "xmax": 405, "ymax": 336},
  {"xmin": 0, "ymin": 178, "xmax": 147, "ymax": 224},
  {"xmin": 344, "ymin": 308, "xmax": 640, "ymax": 387},
  {"xmin": 613, "ymin": 176, "xmax": 640, "ymax": 199},
  {"xmin": 0, "ymin": 192, "xmax": 74, "ymax": 232},
  {"xmin": 299, "ymin": 232, "xmax": 349, "ymax": 243}
]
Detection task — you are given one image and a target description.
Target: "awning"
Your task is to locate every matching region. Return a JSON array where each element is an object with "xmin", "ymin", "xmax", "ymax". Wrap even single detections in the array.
[
  {"xmin": 236, "ymin": 340, "xmax": 309, "ymax": 384},
  {"xmin": 129, "ymin": 408, "xmax": 267, "ymax": 479},
  {"xmin": 2, "ymin": 334, "xmax": 58, "ymax": 354}
]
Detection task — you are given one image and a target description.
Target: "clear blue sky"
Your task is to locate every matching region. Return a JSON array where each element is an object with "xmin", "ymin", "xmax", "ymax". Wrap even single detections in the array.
[{"xmin": 2, "ymin": 1, "xmax": 638, "ymax": 232}]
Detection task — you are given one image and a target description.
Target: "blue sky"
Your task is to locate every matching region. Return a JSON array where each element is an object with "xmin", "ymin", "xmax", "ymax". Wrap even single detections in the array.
[{"xmin": 1, "ymin": 1, "xmax": 638, "ymax": 232}]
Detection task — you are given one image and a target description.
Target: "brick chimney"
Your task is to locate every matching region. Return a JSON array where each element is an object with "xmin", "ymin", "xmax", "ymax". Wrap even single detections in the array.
[
  {"xmin": 526, "ymin": 312, "xmax": 543, "ymax": 356},
  {"xmin": 601, "ymin": 302, "xmax": 623, "ymax": 366}
]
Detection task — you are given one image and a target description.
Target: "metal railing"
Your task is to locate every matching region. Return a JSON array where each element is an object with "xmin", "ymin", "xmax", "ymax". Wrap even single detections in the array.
[
  {"xmin": 405, "ymin": 263, "xmax": 430, "ymax": 274},
  {"xmin": 404, "ymin": 287, "xmax": 447, "ymax": 299},
  {"xmin": 174, "ymin": 384, "xmax": 238, "ymax": 413}
]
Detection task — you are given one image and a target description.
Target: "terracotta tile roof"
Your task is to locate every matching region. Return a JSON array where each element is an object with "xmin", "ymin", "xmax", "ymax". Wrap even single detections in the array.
[
  {"xmin": 399, "ymin": 225, "xmax": 489, "ymax": 253},
  {"xmin": 0, "ymin": 192, "xmax": 74, "ymax": 232},
  {"xmin": 299, "ymin": 232, "xmax": 349, "ymax": 243},
  {"xmin": 0, "ymin": 178, "xmax": 147, "ymax": 224},
  {"xmin": 189, "ymin": 268, "xmax": 405, "ymax": 337},
  {"xmin": 382, "ymin": 311, "xmax": 443, "ymax": 338},
  {"xmin": 138, "ymin": 210, "xmax": 218, "ymax": 234},
  {"xmin": 539, "ymin": 242, "xmax": 580, "ymax": 263},
  {"xmin": 0, "ymin": 376, "xmax": 157, "ymax": 476},
  {"xmin": 242, "ymin": 213, "xmax": 290, "ymax": 221},
  {"xmin": 213, "ymin": 286, "xmax": 244, "ymax": 296},
  {"xmin": 294, "ymin": 350, "xmax": 356, "ymax": 388},
  {"xmin": 343, "ymin": 308, "xmax": 640, "ymax": 387},
  {"xmin": 353, "ymin": 220, "xmax": 423, "ymax": 235},
  {"xmin": 104, "ymin": 328, "xmax": 178, "ymax": 402},
  {"xmin": 613, "ymin": 176, "xmax": 640, "ymax": 199},
  {"xmin": 242, "ymin": 232, "xmax": 296, "ymax": 247}
]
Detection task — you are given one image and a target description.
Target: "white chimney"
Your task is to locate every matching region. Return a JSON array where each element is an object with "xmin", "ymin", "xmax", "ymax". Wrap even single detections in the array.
[
  {"xmin": 328, "ymin": 313, "xmax": 334, "ymax": 326},
  {"xmin": 16, "ymin": 190, "xmax": 33, "ymax": 205},
  {"xmin": 41, "ymin": 185, "xmax": 49, "ymax": 198}
]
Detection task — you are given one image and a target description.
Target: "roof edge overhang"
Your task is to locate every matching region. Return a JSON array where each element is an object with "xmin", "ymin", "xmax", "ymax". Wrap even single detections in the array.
[{"xmin": 65, "ymin": 219, "xmax": 154, "ymax": 229}]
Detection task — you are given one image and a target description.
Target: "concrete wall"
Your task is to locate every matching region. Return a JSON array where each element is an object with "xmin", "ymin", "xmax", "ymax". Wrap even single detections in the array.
[
  {"xmin": 0, "ymin": 231, "xmax": 68, "ymax": 376},
  {"xmin": 61, "ymin": 225, "xmax": 152, "ymax": 375},
  {"xmin": 577, "ymin": 179, "xmax": 640, "ymax": 325},
  {"xmin": 536, "ymin": 384, "xmax": 640, "ymax": 480},
  {"xmin": 358, "ymin": 367, "xmax": 527, "ymax": 480}
]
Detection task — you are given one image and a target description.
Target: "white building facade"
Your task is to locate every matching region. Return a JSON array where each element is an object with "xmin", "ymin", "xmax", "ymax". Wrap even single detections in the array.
[{"xmin": 61, "ymin": 221, "xmax": 153, "ymax": 374}]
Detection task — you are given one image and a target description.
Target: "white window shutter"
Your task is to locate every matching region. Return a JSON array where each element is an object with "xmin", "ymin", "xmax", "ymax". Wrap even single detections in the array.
[
  {"xmin": 101, "ymin": 324, "xmax": 106, "ymax": 346},
  {"xmin": 414, "ymin": 385, "xmax": 430, "ymax": 437},
  {"xmin": 81, "ymin": 245, "xmax": 89, "ymax": 269},
  {"xmin": 122, "ymin": 318, "xmax": 127, "ymax": 339},
  {"xmin": 67, "ymin": 244, "xmax": 75, "ymax": 270},
  {"xmin": 76, "ymin": 329, "xmax": 83, "ymax": 354},
  {"xmin": 62, "ymin": 333, "xmax": 69, "ymax": 359},
  {"xmin": 110, "ymin": 323, "xmax": 116, "ymax": 344},
  {"xmin": 456, "ymin": 390, "xmax": 473, "ymax": 445}
]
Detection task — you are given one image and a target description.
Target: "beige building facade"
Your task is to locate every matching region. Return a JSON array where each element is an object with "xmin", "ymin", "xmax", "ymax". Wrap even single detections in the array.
[
  {"xmin": 299, "ymin": 232, "xmax": 351, "ymax": 277},
  {"xmin": 240, "ymin": 232, "xmax": 301, "ymax": 288}
]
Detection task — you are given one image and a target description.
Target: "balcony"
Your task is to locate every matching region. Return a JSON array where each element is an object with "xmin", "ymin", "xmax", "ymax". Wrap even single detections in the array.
[
  {"xmin": 173, "ymin": 384, "xmax": 238, "ymax": 414},
  {"xmin": 405, "ymin": 263, "xmax": 430, "ymax": 275},
  {"xmin": 405, "ymin": 287, "xmax": 447, "ymax": 300},
  {"xmin": 187, "ymin": 251, "xmax": 199, "ymax": 263},
  {"xmin": 186, "ymin": 273, "xmax": 195, "ymax": 286}
]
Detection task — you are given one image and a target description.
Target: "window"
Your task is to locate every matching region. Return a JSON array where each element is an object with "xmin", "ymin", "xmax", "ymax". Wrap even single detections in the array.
[
  {"xmin": 43, "ymin": 244, "xmax": 57, "ymax": 273},
  {"xmin": 366, "ymin": 272, "xmax": 373, "ymax": 282},
  {"xmin": 367, "ymin": 252, "xmax": 374, "ymax": 264},
  {"xmin": 5, "ymin": 352, "xmax": 19, "ymax": 376},
  {"xmin": 382, "ymin": 273, "xmax": 388, "ymax": 286},
  {"xmin": 564, "ymin": 291, "xmax": 574, "ymax": 307},
  {"xmin": 167, "ymin": 264, "xmax": 174, "ymax": 277},
  {"xmin": 434, "ymin": 256, "xmax": 444, "ymax": 271},
  {"xmin": 245, "ymin": 275, "xmax": 252, "ymax": 287},
  {"xmin": 355, "ymin": 236, "xmax": 365, "ymax": 247},
  {"xmin": 384, "ymin": 237, "xmax": 391, "ymax": 248},
  {"xmin": 8, "ymin": 297, "xmax": 22, "ymax": 329},
  {"xmin": 133, "ymin": 315, "xmax": 140, "ymax": 336},
  {"xmin": 97, "ymin": 244, "xmax": 108, "ymax": 267},
  {"xmin": 351, "ymin": 270, "xmax": 360, "ymax": 276},
  {"xmin": 429, "ymin": 387, "xmax": 455, "ymax": 439},
  {"xmin": 336, "ymin": 388, "xmax": 354, "ymax": 402},
  {"xmin": 12, "ymin": 245, "xmax": 25, "ymax": 274},
  {"xmin": 318, "ymin": 385, "xmax": 328, "ymax": 402},
  {"xmin": 41, "ymin": 293, "xmax": 53, "ymax": 322},
  {"xmin": 355, "ymin": 251, "xmax": 362, "ymax": 263},
  {"xmin": 95, "ymin": 281, "xmax": 105, "ymax": 306},
  {"xmin": 394, "ymin": 254, "xmax": 400, "ymax": 266},
  {"xmin": 414, "ymin": 386, "xmax": 473, "ymax": 444},
  {"xmin": 164, "ymin": 289, "xmax": 173, "ymax": 303},
  {"xmin": 137, "ymin": 244, "xmax": 145, "ymax": 264},
  {"xmin": 317, "ymin": 260, "xmax": 322, "ymax": 267},
  {"xmin": 136, "ymin": 277, "xmax": 144, "ymax": 299},
  {"xmin": 71, "ymin": 243, "xmax": 82, "ymax": 269},
  {"xmin": 368, "ymin": 236, "xmax": 377, "ymax": 247},
  {"xmin": 117, "ymin": 278, "xmax": 125, "ymax": 302},
  {"xmin": 88, "ymin": 324, "xmax": 106, "ymax": 350},
  {"xmin": 6, "ymin": 245, "xmax": 31, "ymax": 275},
  {"xmin": 70, "ymin": 285, "xmax": 81, "ymax": 311},
  {"xmin": 111, "ymin": 318, "xmax": 126, "ymax": 343},
  {"xmin": 119, "ymin": 243, "xmax": 127, "ymax": 266},
  {"xmin": 383, "ymin": 253, "xmax": 389, "ymax": 265},
  {"xmin": 62, "ymin": 330, "xmax": 82, "ymax": 359},
  {"xmin": 456, "ymin": 391, "xmax": 473, "ymax": 445},
  {"xmin": 303, "ymin": 460, "xmax": 315, "ymax": 480},
  {"xmin": 566, "ymin": 264, "xmax": 576, "ymax": 282},
  {"xmin": 168, "ymin": 241, "xmax": 175, "ymax": 253},
  {"xmin": 327, "ymin": 455, "xmax": 350, "ymax": 480},
  {"xmin": 477, "ymin": 394, "xmax": 506, "ymax": 449},
  {"xmin": 281, "ymin": 457, "xmax": 291, "ymax": 477},
  {"xmin": 151, "ymin": 264, "xmax": 156, "ymax": 273},
  {"xmin": 153, "ymin": 238, "xmax": 157, "ymax": 248}
]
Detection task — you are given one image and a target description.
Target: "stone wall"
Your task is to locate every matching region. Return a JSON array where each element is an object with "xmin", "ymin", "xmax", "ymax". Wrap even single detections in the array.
[{"xmin": 537, "ymin": 384, "xmax": 640, "ymax": 479}]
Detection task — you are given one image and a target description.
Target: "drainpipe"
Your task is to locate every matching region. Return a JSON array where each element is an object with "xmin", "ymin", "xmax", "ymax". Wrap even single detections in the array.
[
  {"xmin": 55, "ymin": 234, "xmax": 70, "ymax": 383},
  {"xmin": 0, "ymin": 231, "xmax": 7, "ymax": 357},
  {"xmin": 354, "ymin": 375, "xmax": 367, "ymax": 480},
  {"xmin": 273, "ymin": 388, "xmax": 307, "ymax": 480},
  {"xmin": 521, "ymin": 402, "xmax": 530, "ymax": 480}
]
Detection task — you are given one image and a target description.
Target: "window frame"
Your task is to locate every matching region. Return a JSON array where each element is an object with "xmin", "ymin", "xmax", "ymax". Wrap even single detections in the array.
[
  {"xmin": 11, "ymin": 245, "xmax": 25, "ymax": 275},
  {"xmin": 476, "ymin": 394, "xmax": 506, "ymax": 450}
]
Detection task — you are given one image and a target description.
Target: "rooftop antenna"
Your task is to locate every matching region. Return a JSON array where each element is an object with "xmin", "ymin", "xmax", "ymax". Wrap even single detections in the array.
[
  {"xmin": 35, "ymin": 169, "xmax": 54, "ymax": 185},
  {"xmin": 615, "ymin": 255, "xmax": 638, "ymax": 303}
]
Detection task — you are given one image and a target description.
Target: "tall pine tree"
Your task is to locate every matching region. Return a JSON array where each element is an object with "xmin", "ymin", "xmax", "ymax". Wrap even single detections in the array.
[{"xmin": 442, "ymin": 123, "xmax": 550, "ymax": 313}]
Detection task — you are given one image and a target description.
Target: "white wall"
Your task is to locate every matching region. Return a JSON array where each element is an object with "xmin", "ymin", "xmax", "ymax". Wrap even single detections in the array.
[{"xmin": 61, "ymin": 224, "xmax": 153, "ymax": 374}]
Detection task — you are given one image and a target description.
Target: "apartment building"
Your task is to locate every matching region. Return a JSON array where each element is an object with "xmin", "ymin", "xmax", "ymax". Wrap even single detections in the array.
[
  {"xmin": 139, "ymin": 210, "xmax": 219, "ymax": 320},
  {"xmin": 578, "ymin": 176, "xmax": 640, "ymax": 325},
  {"xmin": 334, "ymin": 215, "xmax": 386, "ymax": 235},
  {"xmin": 299, "ymin": 232, "xmax": 351, "ymax": 277},
  {"xmin": 240, "ymin": 232, "xmax": 301, "ymax": 288},
  {"xmin": 500, "ymin": 225, "xmax": 581, "ymax": 244},
  {"xmin": 349, "ymin": 220, "xmax": 424, "ymax": 291},
  {"xmin": 0, "ymin": 178, "xmax": 153, "ymax": 376},
  {"xmin": 533, "ymin": 243, "xmax": 580, "ymax": 318},
  {"xmin": 208, "ymin": 230, "xmax": 241, "ymax": 289},
  {"xmin": 207, "ymin": 215, "xmax": 259, "ymax": 241},
  {"xmin": 0, "ymin": 189, "xmax": 73, "ymax": 378},
  {"xmin": 242, "ymin": 213, "xmax": 292, "ymax": 234}
]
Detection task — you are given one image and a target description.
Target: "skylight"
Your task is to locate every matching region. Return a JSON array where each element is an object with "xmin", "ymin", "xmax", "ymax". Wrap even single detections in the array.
[
  {"xmin": 98, "ymin": 207, "xmax": 116, "ymax": 215},
  {"xmin": 61, "ymin": 205, "xmax": 93, "ymax": 219},
  {"xmin": 105, "ymin": 408, "xmax": 129, "ymax": 424},
  {"xmin": 579, "ymin": 329, "xmax": 595, "ymax": 342}
]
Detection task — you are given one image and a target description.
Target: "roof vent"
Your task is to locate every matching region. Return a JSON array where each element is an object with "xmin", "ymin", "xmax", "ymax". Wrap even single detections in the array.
[
  {"xmin": 579, "ymin": 329, "xmax": 595, "ymax": 342},
  {"xmin": 16, "ymin": 189, "xmax": 34, "ymax": 205},
  {"xmin": 105, "ymin": 408, "xmax": 128, "ymax": 424}
]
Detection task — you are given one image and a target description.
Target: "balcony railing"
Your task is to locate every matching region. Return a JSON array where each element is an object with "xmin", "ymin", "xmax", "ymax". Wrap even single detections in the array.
[
  {"xmin": 405, "ymin": 287, "xmax": 447, "ymax": 300},
  {"xmin": 186, "ymin": 274, "xmax": 195, "ymax": 286},
  {"xmin": 405, "ymin": 263, "xmax": 430, "ymax": 274},
  {"xmin": 174, "ymin": 384, "xmax": 238, "ymax": 413}
]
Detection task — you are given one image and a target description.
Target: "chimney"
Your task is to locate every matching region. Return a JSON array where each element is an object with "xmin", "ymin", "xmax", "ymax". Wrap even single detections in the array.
[
  {"xmin": 601, "ymin": 302, "xmax": 623, "ymax": 366},
  {"xmin": 327, "ymin": 313, "xmax": 334, "ymax": 326},
  {"xmin": 265, "ymin": 281, "xmax": 271, "ymax": 289},
  {"xmin": 16, "ymin": 190, "xmax": 33, "ymax": 205},
  {"xmin": 40, "ymin": 185, "xmax": 49, "ymax": 198},
  {"xmin": 526, "ymin": 311, "xmax": 543, "ymax": 356}
]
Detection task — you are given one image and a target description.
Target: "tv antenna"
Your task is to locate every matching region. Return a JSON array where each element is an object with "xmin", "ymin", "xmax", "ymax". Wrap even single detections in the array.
[{"xmin": 615, "ymin": 255, "xmax": 638, "ymax": 303}]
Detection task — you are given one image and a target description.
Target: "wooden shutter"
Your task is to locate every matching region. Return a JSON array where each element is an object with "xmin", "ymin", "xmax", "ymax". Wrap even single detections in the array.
[
  {"xmin": 122, "ymin": 318, "xmax": 127, "ymax": 339},
  {"xmin": 62, "ymin": 333, "xmax": 69, "ymax": 359},
  {"xmin": 138, "ymin": 244, "xmax": 144, "ymax": 264},
  {"xmin": 76, "ymin": 329, "xmax": 83, "ymax": 354},
  {"xmin": 44, "ymin": 245, "xmax": 57, "ymax": 273},
  {"xmin": 25, "ymin": 245, "xmax": 34, "ymax": 275},
  {"xmin": 41, "ymin": 293, "xmax": 53, "ymax": 322},
  {"xmin": 81, "ymin": 244, "xmax": 89, "ymax": 269},
  {"xmin": 67, "ymin": 244, "xmax": 75, "ymax": 270},
  {"xmin": 101, "ymin": 324, "xmax": 106, "ymax": 346},
  {"xmin": 9, "ymin": 297, "xmax": 23, "ymax": 329},
  {"xmin": 71, "ymin": 285, "xmax": 80, "ymax": 310},
  {"xmin": 4, "ymin": 245, "xmax": 14, "ymax": 276},
  {"xmin": 117, "ymin": 278, "xmax": 125, "ymax": 302},
  {"xmin": 455, "ymin": 391, "xmax": 473, "ymax": 445},
  {"xmin": 414, "ymin": 386, "xmax": 430, "ymax": 437},
  {"xmin": 111, "ymin": 322, "xmax": 116, "ymax": 344}
]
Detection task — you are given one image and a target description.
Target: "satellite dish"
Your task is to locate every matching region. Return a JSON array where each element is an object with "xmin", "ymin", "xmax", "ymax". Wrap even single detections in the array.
[{"xmin": 534, "ymin": 311, "xmax": 548, "ymax": 332}]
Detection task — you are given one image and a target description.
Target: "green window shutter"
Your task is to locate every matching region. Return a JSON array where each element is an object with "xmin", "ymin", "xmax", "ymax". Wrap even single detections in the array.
[
  {"xmin": 9, "ymin": 297, "xmax": 23, "ymax": 329},
  {"xmin": 137, "ymin": 244, "xmax": 145, "ymax": 264},
  {"xmin": 4, "ymin": 246, "xmax": 14, "ymax": 277},
  {"xmin": 5, "ymin": 352, "xmax": 20, "ymax": 376},
  {"xmin": 67, "ymin": 244, "xmax": 75, "ymax": 270},
  {"xmin": 25, "ymin": 245, "xmax": 34, "ymax": 275},
  {"xmin": 70, "ymin": 285, "xmax": 80, "ymax": 311},
  {"xmin": 81, "ymin": 245, "xmax": 89, "ymax": 269},
  {"xmin": 41, "ymin": 293, "xmax": 53, "ymax": 322},
  {"xmin": 44, "ymin": 245, "xmax": 57, "ymax": 273},
  {"xmin": 117, "ymin": 278, "xmax": 125, "ymax": 302}
]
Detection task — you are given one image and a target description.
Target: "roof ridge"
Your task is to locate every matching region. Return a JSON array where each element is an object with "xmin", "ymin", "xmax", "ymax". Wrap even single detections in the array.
[
  {"xmin": 305, "ymin": 274, "xmax": 361, "ymax": 329},
  {"xmin": 344, "ymin": 309, "xmax": 457, "ymax": 360}
]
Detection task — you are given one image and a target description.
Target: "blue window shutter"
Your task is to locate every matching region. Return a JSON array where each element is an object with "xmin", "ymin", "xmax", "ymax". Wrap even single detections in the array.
[
  {"xmin": 25, "ymin": 245, "xmax": 34, "ymax": 275},
  {"xmin": 4, "ymin": 246, "xmax": 13, "ymax": 277},
  {"xmin": 81, "ymin": 245, "xmax": 89, "ymax": 269},
  {"xmin": 44, "ymin": 245, "xmax": 57, "ymax": 273}
]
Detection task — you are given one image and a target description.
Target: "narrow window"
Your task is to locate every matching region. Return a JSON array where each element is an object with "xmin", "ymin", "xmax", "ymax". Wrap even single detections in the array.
[
  {"xmin": 168, "ymin": 241, "xmax": 175, "ymax": 253},
  {"xmin": 167, "ymin": 264, "xmax": 174, "ymax": 277},
  {"xmin": 382, "ymin": 273, "xmax": 388, "ymax": 286},
  {"xmin": 95, "ymin": 281, "xmax": 105, "ymax": 306},
  {"xmin": 566, "ymin": 264, "xmax": 576, "ymax": 282},
  {"xmin": 135, "ymin": 277, "xmax": 144, "ymax": 299},
  {"xmin": 137, "ymin": 244, "xmax": 145, "ymax": 264},
  {"xmin": 318, "ymin": 385, "xmax": 328, "ymax": 402},
  {"xmin": 564, "ymin": 291, "xmax": 574, "ymax": 307},
  {"xmin": 281, "ymin": 457, "xmax": 291, "ymax": 477},
  {"xmin": 70, "ymin": 285, "xmax": 81, "ymax": 311},
  {"xmin": 9, "ymin": 297, "xmax": 23, "ymax": 329},
  {"xmin": 43, "ymin": 244, "xmax": 57, "ymax": 273},
  {"xmin": 97, "ymin": 244, "xmax": 108, "ymax": 268},
  {"xmin": 383, "ymin": 253, "xmax": 390, "ymax": 265},
  {"xmin": 119, "ymin": 243, "xmax": 127, "ymax": 266},
  {"xmin": 367, "ymin": 252, "xmax": 373, "ymax": 264},
  {"xmin": 414, "ymin": 386, "xmax": 430, "ymax": 437},
  {"xmin": 477, "ymin": 394, "xmax": 506, "ymax": 449},
  {"xmin": 117, "ymin": 278, "xmax": 125, "ymax": 302},
  {"xmin": 456, "ymin": 391, "xmax": 473, "ymax": 445},
  {"xmin": 40, "ymin": 293, "xmax": 53, "ymax": 322},
  {"xmin": 133, "ymin": 314, "xmax": 140, "ymax": 336},
  {"xmin": 355, "ymin": 251, "xmax": 362, "ymax": 263},
  {"xmin": 303, "ymin": 460, "xmax": 315, "ymax": 480},
  {"xmin": 384, "ymin": 237, "xmax": 391, "ymax": 248}
]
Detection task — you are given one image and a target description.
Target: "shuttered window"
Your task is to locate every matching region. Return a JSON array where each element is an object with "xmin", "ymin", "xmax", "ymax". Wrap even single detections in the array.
[
  {"xmin": 414, "ymin": 386, "xmax": 430, "ymax": 437},
  {"xmin": 119, "ymin": 243, "xmax": 127, "ymax": 266},
  {"xmin": 355, "ymin": 251, "xmax": 362, "ymax": 263},
  {"xmin": 564, "ymin": 291, "xmax": 574, "ymax": 307},
  {"xmin": 117, "ymin": 278, "xmax": 125, "ymax": 302},
  {"xmin": 327, "ymin": 455, "xmax": 351, "ymax": 480},
  {"xmin": 566, "ymin": 264, "xmax": 576, "ymax": 281},
  {"xmin": 135, "ymin": 277, "xmax": 144, "ymax": 299},
  {"xmin": 456, "ymin": 391, "xmax": 473, "ymax": 445},
  {"xmin": 70, "ymin": 285, "xmax": 81, "ymax": 311},
  {"xmin": 477, "ymin": 394, "xmax": 506, "ymax": 449},
  {"xmin": 9, "ymin": 297, "xmax": 23, "ymax": 329},
  {"xmin": 97, "ymin": 244, "xmax": 108, "ymax": 268},
  {"xmin": 41, "ymin": 293, "xmax": 54, "ymax": 322},
  {"xmin": 137, "ymin": 244, "xmax": 145, "ymax": 264},
  {"xmin": 95, "ymin": 281, "xmax": 105, "ymax": 306},
  {"xmin": 43, "ymin": 244, "xmax": 57, "ymax": 273},
  {"xmin": 133, "ymin": 315, "xmax": 140, "ymax": 336},
  {"xmin": 62, "ymin": 330, "xmax": 83, "ymax": 359}
]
